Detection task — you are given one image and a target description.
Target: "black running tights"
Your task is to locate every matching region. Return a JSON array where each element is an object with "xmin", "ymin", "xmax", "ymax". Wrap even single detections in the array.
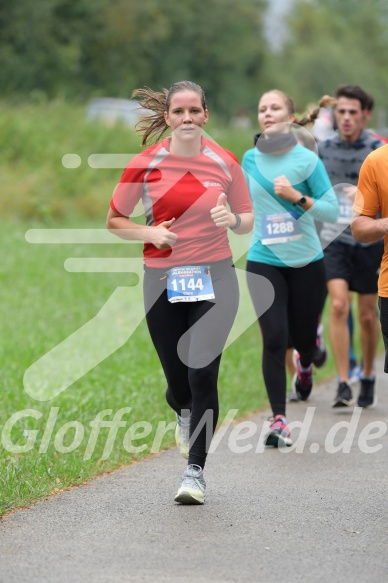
[
  {"xmin": 246, "ymin": 259, "xmax": 327, "ymax": 417},
  {"xmin": 143, "ymin": 261, "xmax": 239, "ymax": 469}
]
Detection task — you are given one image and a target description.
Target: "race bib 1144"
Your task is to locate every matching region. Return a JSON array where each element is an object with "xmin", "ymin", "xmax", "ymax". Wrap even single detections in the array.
[{"xmin": 166, "ymin": 265, "xmax": 215, "ymax": 303}]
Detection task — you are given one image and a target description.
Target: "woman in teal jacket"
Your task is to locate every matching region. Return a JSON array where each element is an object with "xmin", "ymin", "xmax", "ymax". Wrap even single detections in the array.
[{"xmin": 243, "ymin": 90, "xmax": 339, "ymax": 446}]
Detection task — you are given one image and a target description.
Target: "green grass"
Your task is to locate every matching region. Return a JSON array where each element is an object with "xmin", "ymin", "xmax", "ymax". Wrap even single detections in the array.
[{"xmin": 0, "ymin": 100, "xmax": 142, "ymax": 222}]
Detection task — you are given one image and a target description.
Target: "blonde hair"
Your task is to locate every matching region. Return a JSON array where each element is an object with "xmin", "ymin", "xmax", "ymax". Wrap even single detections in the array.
[
  {"xmin": 260, "ymin": 89, "xmax": 337, "ymax": 127},
  {"xmin": 132, "ymin": 81, "xmax": 207, "ymax": 146}
]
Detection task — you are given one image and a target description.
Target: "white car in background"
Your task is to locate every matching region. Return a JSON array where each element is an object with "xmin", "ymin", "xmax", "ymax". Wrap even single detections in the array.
[{"xmin": 87, "ymin": 97, "xmax": 151, "ymax": 128}]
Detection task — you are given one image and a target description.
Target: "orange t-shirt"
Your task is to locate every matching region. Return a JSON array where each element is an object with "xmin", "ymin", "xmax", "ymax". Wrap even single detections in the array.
[{"xmin": 354, "ymin": 143, "xmax": 388, "ymax": 297}]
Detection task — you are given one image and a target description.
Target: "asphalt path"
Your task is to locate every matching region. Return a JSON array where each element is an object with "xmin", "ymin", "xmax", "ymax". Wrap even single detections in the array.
[{"xmin": 1, "ymin": 358, "xmax": 387, "ymax": 582}]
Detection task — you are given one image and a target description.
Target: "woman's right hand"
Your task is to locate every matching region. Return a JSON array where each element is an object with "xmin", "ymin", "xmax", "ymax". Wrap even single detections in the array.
[{"xmin": 150, "ymin": 218, "xmax": 178, "ymax": 249}]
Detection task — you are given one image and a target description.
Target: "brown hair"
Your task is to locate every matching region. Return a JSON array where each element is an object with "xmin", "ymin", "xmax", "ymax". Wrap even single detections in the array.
[
  {"xmin": 334, "ymin": 84, "xmax": 370, "ymax": 110},
  {"xmin": 260, "ymin": 89, "xmax": 337, "ymax": 127},
  {"xmin": 132, "ymin": 81, "xmax": 207, "ymax": 146}
]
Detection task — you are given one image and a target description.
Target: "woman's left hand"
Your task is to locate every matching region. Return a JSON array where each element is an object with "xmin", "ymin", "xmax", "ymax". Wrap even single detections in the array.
[{"xmin": 210, "ymin": 193, "xmax": 235, "ymax": 228}]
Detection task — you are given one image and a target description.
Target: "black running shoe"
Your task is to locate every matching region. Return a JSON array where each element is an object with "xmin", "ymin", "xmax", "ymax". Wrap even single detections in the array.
[
  {"xmin": 332, "ymin": 382, "xmax": 353, "ymax": 408},
  {"xmin": 357, "ymin": 377, "xmax": 376, "ymax": 408},
  {"xmin": 312, "ymin": 323, "xmax": 328, "ymax": 368}
]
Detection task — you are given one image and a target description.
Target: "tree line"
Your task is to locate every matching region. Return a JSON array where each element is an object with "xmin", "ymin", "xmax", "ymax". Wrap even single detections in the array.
[{"xmin": 1, "ymin": 0, "xmax": 387, "ymax": 122}]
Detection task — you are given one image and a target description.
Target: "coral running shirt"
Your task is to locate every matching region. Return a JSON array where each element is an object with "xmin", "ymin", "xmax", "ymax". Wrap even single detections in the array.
[{"xmin": 111, "ymin": 136, "xmax": 252, "ymax": 268}]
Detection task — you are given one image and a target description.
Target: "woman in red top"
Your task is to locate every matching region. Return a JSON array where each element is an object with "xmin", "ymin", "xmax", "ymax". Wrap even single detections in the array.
[{"xmin": 107, "ymin": 81, "xmax": 253, "ymax": 505}]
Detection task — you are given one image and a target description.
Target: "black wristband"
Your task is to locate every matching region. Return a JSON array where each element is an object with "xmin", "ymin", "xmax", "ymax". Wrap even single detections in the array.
[
  {"xmin": 293, "ymin": 196, "xmax": 307, "ymax": 206},
  {"xmin": 229, "ymin": 213, "xmax": 241, "ymax": 231}
]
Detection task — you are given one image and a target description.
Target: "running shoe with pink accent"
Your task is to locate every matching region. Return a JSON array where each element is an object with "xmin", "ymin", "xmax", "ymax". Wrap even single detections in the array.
[
  {"xmin": 264, "ymin": 416, "xmax": 292, "ymax": 447},
  {"xmin": 293, "ymin": 352, "xmax": 313, "ymax": 401}
]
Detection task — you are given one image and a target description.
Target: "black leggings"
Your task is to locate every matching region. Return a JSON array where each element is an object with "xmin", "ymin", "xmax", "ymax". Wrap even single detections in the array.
[
  {"xmin": 378, "ymin": 296, "xmax": 388, "ymax": 373},
  {"xmin": 143, "ymin": 259, "xmax": 239, "ymax": 468},
  {"xmin": 246, "ymin": 259, "xmax": 327, "ymax": 417}
]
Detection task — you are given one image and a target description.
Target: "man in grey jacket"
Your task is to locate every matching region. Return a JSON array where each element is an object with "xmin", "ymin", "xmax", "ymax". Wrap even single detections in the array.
[{"xmin": 319, "ymin": 85, "xmax": 384, "ymax": 409}]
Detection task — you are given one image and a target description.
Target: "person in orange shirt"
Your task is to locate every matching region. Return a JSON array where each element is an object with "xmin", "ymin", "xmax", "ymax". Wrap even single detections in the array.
[{"xmin": 352, "ymin": 143, "xmax": 388, "ymax": 379}]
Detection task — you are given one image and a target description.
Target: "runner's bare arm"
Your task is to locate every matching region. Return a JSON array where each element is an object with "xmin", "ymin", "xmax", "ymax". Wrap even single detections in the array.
[
  {"xmin": 106, "ymin": 207, "xmax": 178, "ymax": 249},
  {"xmin": 351, "ymin": 214, "xmax": 388, "ymax": 243}
]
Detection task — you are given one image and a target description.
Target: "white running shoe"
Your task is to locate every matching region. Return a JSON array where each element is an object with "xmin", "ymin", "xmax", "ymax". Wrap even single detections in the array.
[{"xmin": 174, "ymin": 464, "xmax": 206, "ymax": 505}]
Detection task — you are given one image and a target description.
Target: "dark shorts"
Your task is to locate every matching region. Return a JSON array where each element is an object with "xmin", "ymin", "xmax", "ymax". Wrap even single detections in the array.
[
  {"xmin": 324, "ymin": 240, "xmax": 383, "ymax": 294},
  {"xmin": 378, "ymin": 296, "xmax": 388, "ymax": 373}
]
